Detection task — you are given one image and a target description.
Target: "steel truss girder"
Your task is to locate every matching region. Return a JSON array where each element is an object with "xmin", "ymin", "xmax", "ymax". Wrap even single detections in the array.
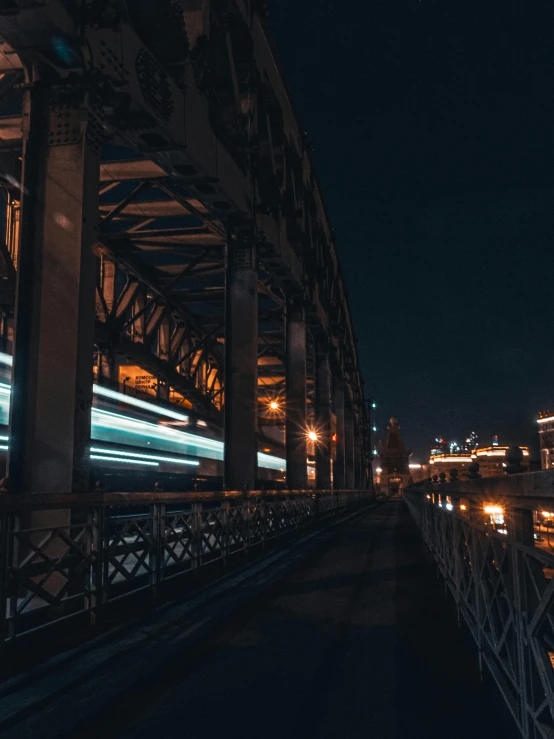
[{"xmin": 0, "ymin": 0, "xmax": 370, "ymax": 460}]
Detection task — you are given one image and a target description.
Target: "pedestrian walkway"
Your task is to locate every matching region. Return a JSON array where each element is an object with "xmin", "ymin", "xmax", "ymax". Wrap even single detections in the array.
[{"xmin": 72, "ymin": 502, "xmax": 519, "ymax": 739}]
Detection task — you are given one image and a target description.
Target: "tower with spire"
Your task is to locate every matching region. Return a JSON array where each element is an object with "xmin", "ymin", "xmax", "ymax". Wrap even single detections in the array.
[{"xmin": 378, "ymin": 417, "xmax": 412, "ymax": 495}]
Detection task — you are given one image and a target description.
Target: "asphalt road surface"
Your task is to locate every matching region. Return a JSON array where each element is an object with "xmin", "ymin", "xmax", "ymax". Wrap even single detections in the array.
[{"xmin": 75, "ymin": 502, "xmax": 519, "ymax": 739}]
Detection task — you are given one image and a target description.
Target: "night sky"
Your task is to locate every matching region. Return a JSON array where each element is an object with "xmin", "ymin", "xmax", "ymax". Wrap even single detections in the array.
[{"xmin": 269, "ymin": 0, "xmax": 554, "ymax": 460}]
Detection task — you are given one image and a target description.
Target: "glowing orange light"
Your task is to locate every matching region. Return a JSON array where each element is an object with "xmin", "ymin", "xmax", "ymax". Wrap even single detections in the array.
[
  {"xmin": 331, "ymin": 433, "xmax": 337, "ymax": 442},
  {"xmin": 268, "ymin": 400, "xmax": 280, "ymax": 411},
  {"xmin": 484, "ymin": 505, "xmax": 503, "ymax": 515},
  {"xmin": 308, "ymin": 430, "xmax": 318, "ymax": 442},
  {"xmin": 460, "ymin": 504, "xmax": 467, "ymax": 511},
  {"xmin": 263, "ymin": 448, "xmax": 271, "ymax": 453}
]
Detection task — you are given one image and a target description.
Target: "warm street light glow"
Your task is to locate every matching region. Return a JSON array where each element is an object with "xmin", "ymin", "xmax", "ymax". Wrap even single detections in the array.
[
  {"xmin": 308, "ymin": 430, "xmax": 318, "ymax": 442},
  {"xmin": 268, "ymin": 400, "xmax": 280, "ymax": 411},
  {"xmin": 460, "ymin": 504, "xmax": 467, "ymax": 511},
  {"xmin": 542, "ymin": 511, "xmax": 553, "ymax": 518},
  {"xmin": 484, "ymin": 505, "xmax": 503, "ymax": 515}
]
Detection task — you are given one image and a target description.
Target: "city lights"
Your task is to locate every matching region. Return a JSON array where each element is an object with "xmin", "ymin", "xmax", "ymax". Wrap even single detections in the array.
[
  {"xmin": 460, "ymin": 504, "xmax": 467, "ymax": 511},
  {"xmin": 268, "ymin": 400, "xmax": 280, "ymax": 411},
  {"xmin": 484, "ymin": 505, "xmax": 503, "ymax": 515},
  {"xmin": 308, "ymin": 430, "xmax": 318, "ymax": 442}
]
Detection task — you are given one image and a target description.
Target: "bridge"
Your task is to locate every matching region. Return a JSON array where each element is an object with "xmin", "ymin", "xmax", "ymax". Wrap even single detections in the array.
[
  {"xmin": 0, "ymin": 0, "xmax": 369, "ymax": 496},
  {"xmin": 0, "ymin": 3, "xmax": 544, "ymax": 739}
]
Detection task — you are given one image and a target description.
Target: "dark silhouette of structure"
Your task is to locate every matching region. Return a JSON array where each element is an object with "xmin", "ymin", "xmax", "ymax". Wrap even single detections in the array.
[{"xmin": 378, "ymin": 417, "xmax": 411, "ymax": 495}]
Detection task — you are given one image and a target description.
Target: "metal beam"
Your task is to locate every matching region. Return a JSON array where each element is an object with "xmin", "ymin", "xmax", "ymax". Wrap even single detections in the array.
[
  {"xmin": 315, "ymin": 345, "xmax": 331, "ymax": 489},
  {"xmin": 224, "ymin": 230, "xmax": 258, "ymax": 489},
  {"xmin": 285, "ymin": 301, "xmax": 307, "ymax": 489}
]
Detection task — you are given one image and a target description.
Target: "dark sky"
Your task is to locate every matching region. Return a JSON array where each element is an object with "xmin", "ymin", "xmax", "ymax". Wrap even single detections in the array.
[{"xmin": 269, "ymin": 0, "xmax": 554, "ymax": 460}]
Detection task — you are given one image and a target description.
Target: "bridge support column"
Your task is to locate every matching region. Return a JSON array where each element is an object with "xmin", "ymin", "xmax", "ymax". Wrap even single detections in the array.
[
  {"xmin": 344, "ymin": 395, "xmax": 355, "ymax": 489},
  {"xmin": 315, "ymin": 346, "xmax": 331, "ymax": 489},
  {"xmin": 9, "ymin": 83, "xmax": 101, "ymax": 494},
  {"xmin": 332, "ymin": 380, "xmax": 346, "ymax": 489},
  {"xmin": 354, "ymin": 436, "xmax": 362, "ymax": 488},
  {"xmin": 223, "ymin": 231, "xmax": 258, "ymax": 490},
  {"xmin": 286, "ymin": 302, "xmax": 307, "ymax": 489}
]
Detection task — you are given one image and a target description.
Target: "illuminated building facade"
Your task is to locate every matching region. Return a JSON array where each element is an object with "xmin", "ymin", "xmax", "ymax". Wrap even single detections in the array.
[
  {"xmin": 472, "ymin": 446, "xmax": 530, "ymax": 477},
  {"xmin": 538, "ymin": 412, "xmax": 554, "ymax": 469},
  {"xmin": 465, "ymin": 431, "xmax": 478, "ymax": 451},
  {"xmin": 430, "ymin": 437, "xmax": 449, "ymax": 457},
  {"xmin": 429, "ymin": 453, "xmax": 472, "ymax": 478}
]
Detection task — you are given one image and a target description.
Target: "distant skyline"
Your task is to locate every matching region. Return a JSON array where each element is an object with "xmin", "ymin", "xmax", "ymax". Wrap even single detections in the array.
[
  {"xmin": 270, "ymin": 0, "xmax": 554, "ymax": 459},
  {"xmin": 373, "ymin": 421, "xmax": 530, "ymax": 465}
]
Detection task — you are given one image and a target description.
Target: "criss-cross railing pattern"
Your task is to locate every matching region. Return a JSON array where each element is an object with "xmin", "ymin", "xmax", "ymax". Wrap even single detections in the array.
[
  {"xmin": 406, "ymin": 491, "xmax": 554, "ymax": 739},
  {"xmin": 0, "ymin": 490, "xmax": 370, "ymax": 644}
]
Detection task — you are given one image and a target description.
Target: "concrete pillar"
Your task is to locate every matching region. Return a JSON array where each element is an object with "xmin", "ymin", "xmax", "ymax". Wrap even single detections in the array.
[
  {"xmin": 354, "ymin": 435, "xmax": 362, "ymax": 489},
  {"xmin": 314, "ymin": 346, "xmax": 331, "ymax": 489},
  {"xmin": 344, "ymin": 395, "xmax": 355, "ymax": 489},
  {"xmin": 332, "ymin": 380, "xmax": 345, "ymax": 489},
  {"xmin": 223, "ymin": 230, "xmax": 258, "ymax": 490},
  {"xmin": 9, "ymin": 82, "xmax": 101, "ymax": 494},
  {"xmin": 285, "ymin": 302, "xmax": 307, "ymax": 489}
]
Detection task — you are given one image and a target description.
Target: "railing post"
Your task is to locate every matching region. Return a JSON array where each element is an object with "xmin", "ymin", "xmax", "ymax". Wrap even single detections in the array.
[
  {"xmin": 221, "ymin": 501, "xmax": 230, "ymax": 564},
  {"xmin": 243, "ymin": 498, "xmax": 250, "ymax": 556},
  {"xmin": 470, "ymin": 520, "xmax": 483, "ymax": 675},
  {"xmin": 509, "ymin": 507, "xmax": 534, "ymax": 737},
  {"xmin": 259, "ymin": 499, "xmax": 267, "ymax": 548},
  {"xmin": 192, "ymin": 503, "xmax": 203, "ymax": 570},
  {"xmin": 151, "ymin": 502, "xmax": 164, "ymax": 595},
  {"xmin": 88, "ymin": 506, "xmax": 100, "ymax": 625},
  {"xmin": 0, "ymin": 512, "xmax": 10, "ymax": 647}
]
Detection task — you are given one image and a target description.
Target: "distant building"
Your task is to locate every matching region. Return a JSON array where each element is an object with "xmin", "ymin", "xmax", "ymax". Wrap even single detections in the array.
[
  {"xmin": 464, "ymin": 431, "xmax": 478, "ymax": 452},
  {"xmin": 538, "ymin": 412, "xmax": 554, "ymax": 469},
  {"xmin": 471, "ymin": 446, "xmax": 530, "ymax": 477},
  {"xmin": 429, "ymin": 453, "xmax": 473, "ymax": 478},
  {"xmin": 492, "ymin": 435, "xmax": 499, "ymax": 447},
  {"xmin": 377, "ymin": 417, "xmax": 412, "ymax": 495},
  {"xmin": 430, "ymin": 437, "xmax": 448, "ymax": 457},
  {"xmin": 428, "ymin": 444, "xmax": 530, "ymax": 479}
]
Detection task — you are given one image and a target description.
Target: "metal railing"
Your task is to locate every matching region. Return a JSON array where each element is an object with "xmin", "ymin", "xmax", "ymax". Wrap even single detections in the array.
[
  {"xmin": 405, "ymin": 477, "xmax": 554, "ymax": 739},
  {"xmin": 0, "ymin": 488, "xmax": 371, "ymax": 644}
]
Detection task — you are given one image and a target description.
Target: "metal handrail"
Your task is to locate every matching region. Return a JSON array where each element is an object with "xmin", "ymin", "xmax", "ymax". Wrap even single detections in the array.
[
  {"xmin": 0, "ymin": 489, "xmax": 374, "ymax": 647},
  {"xmin": 0, "ymin": 488, "xmax": 367, "ymax": 511},
  {"xmin": 405, "ymin": 488, "xmax": 554, "ymax": 738}
]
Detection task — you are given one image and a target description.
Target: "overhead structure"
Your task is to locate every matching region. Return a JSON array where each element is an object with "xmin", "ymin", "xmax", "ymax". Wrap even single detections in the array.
[{"xmin": 0, "ymin": 0, "xmax": 370, "ymax": 492}]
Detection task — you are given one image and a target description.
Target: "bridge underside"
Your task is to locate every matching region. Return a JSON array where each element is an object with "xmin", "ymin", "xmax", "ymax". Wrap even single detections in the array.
[{"xmin": 0, "ymin": 1, "xmax": 369, "ymax": 493}]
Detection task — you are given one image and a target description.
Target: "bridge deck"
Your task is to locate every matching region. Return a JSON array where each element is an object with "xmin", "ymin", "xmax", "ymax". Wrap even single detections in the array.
[{"xmin": 64, "ymin": 502, "xmax": 517, "ymax": 739}]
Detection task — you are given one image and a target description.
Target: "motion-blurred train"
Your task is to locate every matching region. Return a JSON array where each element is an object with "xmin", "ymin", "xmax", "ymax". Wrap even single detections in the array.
[{"xmin": 0, "ymin": 352, "xmax": 290, "ymax": 491}]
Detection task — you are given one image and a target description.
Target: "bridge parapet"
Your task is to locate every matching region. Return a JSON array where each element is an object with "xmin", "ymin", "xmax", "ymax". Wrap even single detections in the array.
[
  {"xmin": 0, "ymin": 488, "xmax": 373, "ymax": 649},
  {"xmin": 406, "ymin": 477, "xmax": 554, "ymax": 738}
]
